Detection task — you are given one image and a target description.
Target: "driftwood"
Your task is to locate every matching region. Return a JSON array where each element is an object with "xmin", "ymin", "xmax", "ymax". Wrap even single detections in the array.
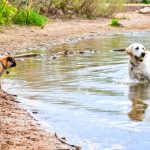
[
  {"xmin": 113, "ymin": 48, "xmax": 125, "ymax": 51},
  {"xmin": 14, "ymin": 53, "xmax": 40, "ymax": 58},
  {"xmin": 54, "ymin": 133, "xmax": 81, "ymax": 150},
  {"xmin": 12, "ymin": 48, "xmax": 125, "ymax": 61}
]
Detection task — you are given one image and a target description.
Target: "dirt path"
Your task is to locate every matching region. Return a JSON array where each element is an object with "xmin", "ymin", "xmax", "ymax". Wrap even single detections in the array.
[{"xmin": 0, "ymin": 11, "xmax": 150, "ymax": 53}]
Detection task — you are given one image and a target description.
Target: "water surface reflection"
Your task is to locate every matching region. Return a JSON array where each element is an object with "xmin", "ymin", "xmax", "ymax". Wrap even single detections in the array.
[
  {"xmin": 3, "ymin": 32, "xmax": 150, "ymax": 150},
  {"xmin": 128, "ymin": 84, "xmax": 149, "ymax": 121}
]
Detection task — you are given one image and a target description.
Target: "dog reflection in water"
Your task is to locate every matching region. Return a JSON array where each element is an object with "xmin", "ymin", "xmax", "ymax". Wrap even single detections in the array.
[{"xmin": 128, "ymin": 84, "xmax": 149, "ymax": 121}]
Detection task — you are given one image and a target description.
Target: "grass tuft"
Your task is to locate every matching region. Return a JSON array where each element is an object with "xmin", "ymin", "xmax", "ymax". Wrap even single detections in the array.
[
  {"xmin": 14, "ymin": 8, "xmax": 47, "ymax": 26},
  {"xmin": 17, "ymin": 0, "xmax": 126, "ymax": 18},
  {"xmin": 110, "ymin": 18, "xmax": 121, "ymax": 27}
]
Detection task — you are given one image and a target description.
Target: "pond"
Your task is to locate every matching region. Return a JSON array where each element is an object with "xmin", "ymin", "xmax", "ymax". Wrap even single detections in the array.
[{"xmin": 3, "ymin": 32, "xmax": 150, "ymax": 150}]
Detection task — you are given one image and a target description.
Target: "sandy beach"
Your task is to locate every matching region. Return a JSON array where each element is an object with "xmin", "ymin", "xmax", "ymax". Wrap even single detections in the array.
[{"xmin": 0, "ymin": 7, "xmax": 150, "ymax": 150}]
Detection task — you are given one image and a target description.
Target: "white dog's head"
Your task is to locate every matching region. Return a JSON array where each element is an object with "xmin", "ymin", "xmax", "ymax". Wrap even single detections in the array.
[{"xmin": 125, "ymin": 43, "xmax": 146, "ymax": 62}]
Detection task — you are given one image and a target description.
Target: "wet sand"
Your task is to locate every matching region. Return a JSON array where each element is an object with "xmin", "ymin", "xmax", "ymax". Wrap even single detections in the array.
[
  {"xmin": 0, "ymin": 9, "xmax": 150, "ymax": 150},
  {"xmin": 0, "ymin": 91, "xmax": 78, "ymax": 150}
]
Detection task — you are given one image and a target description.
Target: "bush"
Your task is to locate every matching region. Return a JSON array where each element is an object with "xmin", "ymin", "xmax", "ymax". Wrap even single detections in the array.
[
  {"xmin": 142, "ymin": 0, "xmax": 150, "ymax": 4},
  {"xmin": 110, "ymin": 18, "xmax": 120, "ymax": 27},
  {"xmin": 14, "ymin": 8, "xmax": 47, "ymax": 26},
  {"xmin": 0, "ymin": 0, "xmax": 47, "ymax": 26},
  {"xmin": 0, "ymin": 0, "xmax": 17, "ymax": 25}
]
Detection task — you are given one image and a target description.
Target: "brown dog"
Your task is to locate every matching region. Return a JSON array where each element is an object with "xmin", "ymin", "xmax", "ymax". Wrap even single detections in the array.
[{"xmin": 0, "ymin": 55, "xmax": 16, "ymax": 88}]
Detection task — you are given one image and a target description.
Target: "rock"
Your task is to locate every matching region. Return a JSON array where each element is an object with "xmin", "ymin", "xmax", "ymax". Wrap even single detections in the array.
[
  {"xmin": 67, "ymin": 10, "xmax": 74, "ymax": 14},
  {"xmin": 139, "ymin": 7, "xmax": 150, "ymax": 14},
  {"xmin": 32, "ymin": 111, "xmax": 38, "ymax": 114},
  {"xmin": 56, "ymin": 10, "xmax": 64, "ymax": 17},
  {"xmin": 49, "ymin": 54, "xmax": 57, "ymax": 60},
  {"xmin": 71, "ymin": 15, "xmax": 77, "ymax": 19}
]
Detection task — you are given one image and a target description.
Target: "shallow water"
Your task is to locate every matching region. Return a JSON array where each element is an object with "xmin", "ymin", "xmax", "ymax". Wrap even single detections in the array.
[{"xmin": 3, "ymin": 32, "xmax": 150, "ymax": 150}]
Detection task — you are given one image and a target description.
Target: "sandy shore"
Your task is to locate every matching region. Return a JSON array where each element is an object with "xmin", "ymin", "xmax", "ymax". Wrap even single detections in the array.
[
  {"xmin": 0, "ymin": 90, "xmax": 81, "ymax": 150},
  {"xmin": 0, "ymin": 91, "xmax": 79, "ymax": 150},
  {"xmin": 0, "ymin": 9, "xmax": 150, "ymax": 150}
]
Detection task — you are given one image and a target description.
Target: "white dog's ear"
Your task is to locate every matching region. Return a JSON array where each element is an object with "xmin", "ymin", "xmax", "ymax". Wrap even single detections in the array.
[{"xmin": 125, "ymin": 45, "xmax": 133, "ymax": 57}]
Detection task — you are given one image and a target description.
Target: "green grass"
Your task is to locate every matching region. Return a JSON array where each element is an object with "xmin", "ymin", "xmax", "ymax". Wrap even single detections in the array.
[
  {"xmin": 142, "ymin": 0, "xmax": 150, "ymax": 4},
  {"xmin": 14, "ymin": 8, "xmax": 47, "ymax": 26},
  {"xmin": 110, "ymin": 18, "xmax": 120, "ymax": 27},
  {"xmin": 0, "ymin": 0, "xmax": 48, "ymax": 26},
  {"xmin": 0, "ymin": 0, "xmax": 17, "ymax": 25}
]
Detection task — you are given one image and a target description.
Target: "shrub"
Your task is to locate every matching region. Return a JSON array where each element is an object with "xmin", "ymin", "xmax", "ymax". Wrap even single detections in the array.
[
  {"xmin": 142, "ymin": 0, "xmax": 150, "ymax": 4},
  {"xmin": 10, "ymin": 0, "xmax": 126, "ymax": 18},
  {"xmin": 110, "ymin": 18, "xmax": 120, "ymax": 27},
  {"xmin": 14, "ymin": 8, "xmax": 48, "ymax": 26},
  {"xmin": 0, "ymin": 0, "xmax": 47, "ymax": 26},
  {"xmin": 0, "ymin": 0, "xmax": 17, "ymax": 25}
]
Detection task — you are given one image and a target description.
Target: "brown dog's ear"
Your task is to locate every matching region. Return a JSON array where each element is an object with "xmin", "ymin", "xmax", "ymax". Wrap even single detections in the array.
[{"xmin": 125, "ymin": 45, "xmax": 133, "ymax": 57}]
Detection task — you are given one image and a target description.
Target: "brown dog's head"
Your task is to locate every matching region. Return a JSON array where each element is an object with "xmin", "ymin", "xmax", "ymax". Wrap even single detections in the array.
[
  {"xmin": 0, "ymin": 55, "xmax": 16, "ymax": 69},
  {"xmin": 125, "ymin": 43, "xmax": 146, "ymax": 62}
]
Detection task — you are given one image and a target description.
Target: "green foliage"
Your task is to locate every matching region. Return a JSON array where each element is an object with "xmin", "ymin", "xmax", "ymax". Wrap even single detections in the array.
[
  {"xmin": 110, "ymin": 18, "xmax": 120, "ymax": 27},
  {"xmin": 0, "ymin": 0, "xmax": 47, "ymax": 26},
  {"xmin": 14, "ymin": 8, "xmax": 47, "ymax": 26},
  {"xmin": 0, "ymin": 0, "xmax": 17, "ymax": 25},
  {"xmin": 142, "ymin": 0, "xmax": 150, "ymax": 4}
]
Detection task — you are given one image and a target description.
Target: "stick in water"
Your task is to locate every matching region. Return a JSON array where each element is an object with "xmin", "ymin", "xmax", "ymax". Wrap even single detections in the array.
[
  {"xmin": 112, "ymin": 48, "xmax": 125, "ymax": 51},
  {"xmin": 55, "ymin": 133, "xmax": 81, "ymax": 150}
]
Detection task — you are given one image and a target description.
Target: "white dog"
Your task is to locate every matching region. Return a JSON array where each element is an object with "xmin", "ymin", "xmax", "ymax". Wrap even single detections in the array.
[{"xmin": 125, "ymin": 43, "xmax": 150, "ymax": 83}]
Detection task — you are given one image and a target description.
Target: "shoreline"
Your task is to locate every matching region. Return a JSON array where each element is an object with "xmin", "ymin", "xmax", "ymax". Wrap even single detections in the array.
[
  {"xmin": 0, "ymin": 9, "xmax": 150, "ymax": 150},
  {"xmin": 0, "ymin": 90, "xmax": 79, "ymax": 150},
  {"xmin": 0, "ymin": 11, "xmax": 150, "ymax": 53}
]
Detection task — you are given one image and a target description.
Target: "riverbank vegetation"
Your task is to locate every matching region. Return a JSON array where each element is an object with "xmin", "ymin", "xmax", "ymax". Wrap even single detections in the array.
[
  {"xmin": 142, "ymin": 0, "xmax": 150, "ymax": 4},
  {"xmin": 0, "ymin": 0, "xmax": 47, "ymax": 26},
  {"xmin": 110, "ymin": 18, "xmax": 121, "ymax": 27},
  {"xmin": 6, "ymin": 0, "xmax": 126, "ymax": 21},
  {"xmin": 2, "ymin": 0, "xmax": 148, "ymax": 27}
]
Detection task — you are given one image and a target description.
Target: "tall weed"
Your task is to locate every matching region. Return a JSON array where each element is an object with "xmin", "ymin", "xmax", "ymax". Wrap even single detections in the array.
[{"xmin": 14, "ymin": 8, "xmax": 47, "ymax": 26}]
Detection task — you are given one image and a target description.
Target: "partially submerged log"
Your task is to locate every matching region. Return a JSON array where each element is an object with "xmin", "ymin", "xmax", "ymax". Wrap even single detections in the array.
[
  {"xmin": 14, "ymin": 53, "xmax": 40, "ymax": 58},
  {"xmin": 113, "ymin": 49, "xmax": 125, "ymax": 51}
]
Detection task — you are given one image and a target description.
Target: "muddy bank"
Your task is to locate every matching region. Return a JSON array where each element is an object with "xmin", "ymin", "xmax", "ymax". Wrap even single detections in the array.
[
  {"xmin": 0, "ymin": 91, "xmax": 79, "ymax": 150},
  {"xmin": 0, "ymin": 11, "xmax": 150, "ymax": 53}
]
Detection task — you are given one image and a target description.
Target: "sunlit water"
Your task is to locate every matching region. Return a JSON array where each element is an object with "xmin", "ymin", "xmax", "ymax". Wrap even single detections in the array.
[{"xmin": 3, "ymin": 32, "xmax": 150, "ymax": 150}]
